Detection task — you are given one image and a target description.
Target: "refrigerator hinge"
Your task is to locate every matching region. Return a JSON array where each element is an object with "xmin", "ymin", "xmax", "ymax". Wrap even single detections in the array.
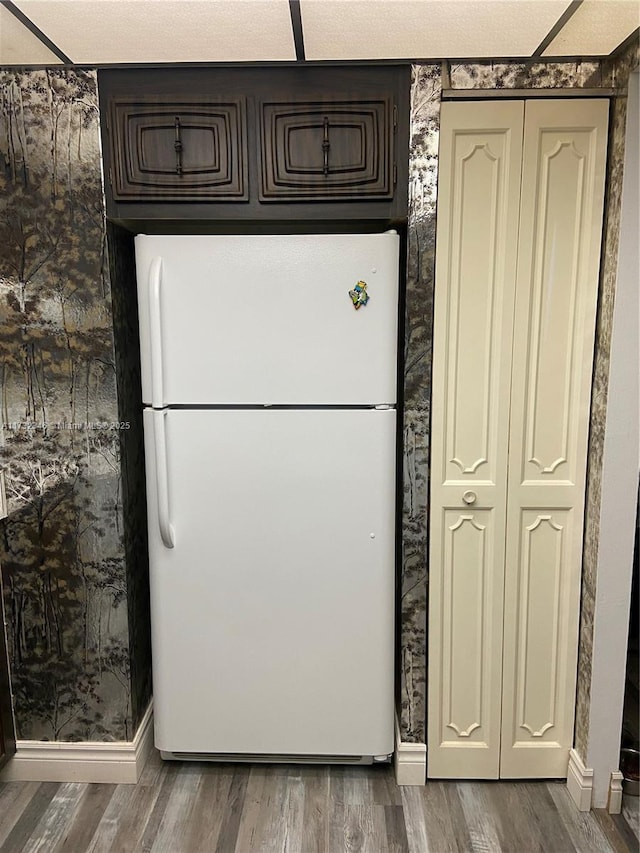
[
  {"xmin": 393, "ymin": 104, "xmax": 398, "ymax": 132},
  {"xmin": 374, "ymin": 404, "xmax": 392, "ymax": 410}
]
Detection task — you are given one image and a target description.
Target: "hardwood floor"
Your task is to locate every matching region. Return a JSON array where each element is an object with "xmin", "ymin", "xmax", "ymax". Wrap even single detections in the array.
[
  {"xmin": 622, "ymin": 794, "xmax": 639, "ymax": 845},
  {"xmin": 0, "ymin": 751, "xmax": 637, "ymax": 852}
]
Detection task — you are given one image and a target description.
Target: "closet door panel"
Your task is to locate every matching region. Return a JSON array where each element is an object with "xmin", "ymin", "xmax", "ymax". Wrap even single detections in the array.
[
  {"xmin": 501, "ymin": 100, "xmax": 609, "ymax": 777},
  {"xmin": 502, "ymin": 507, "xmax": 577, "ymax": 777},
  {"xmin": 428, "ymin": 101, "xmax": 524, "ymax": 778}
]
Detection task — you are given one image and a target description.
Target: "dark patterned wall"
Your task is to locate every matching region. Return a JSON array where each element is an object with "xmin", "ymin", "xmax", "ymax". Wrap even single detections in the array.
[
  {"xmin": 107, "ymin": 222, "xmax": 151, "ymax": 732},
  {"xmin": 400, "ymin": 64, "xmax": 441, "ymax": 742},
  {"xmin": 0, "ymin": 69, "xmax": 150, "ymax": 741},
  {"xmin": 448, "ymin": 60, "xmax": 603, "ymax": 88}
]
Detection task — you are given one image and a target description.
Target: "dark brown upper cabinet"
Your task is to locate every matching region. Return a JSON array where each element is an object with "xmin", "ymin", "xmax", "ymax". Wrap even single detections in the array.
[
  {"xmin": 109, "ymin": 98, "xmax": 248, "ymax": 201},
  {"xmin": 99, "ymin": 66, "xmax": 410, "ymax": 229}
]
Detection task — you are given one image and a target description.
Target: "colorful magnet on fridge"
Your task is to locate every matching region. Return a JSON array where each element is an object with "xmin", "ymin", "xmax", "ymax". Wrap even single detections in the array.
[{"xmin": 349, "ymin": 281, "xmax": 370, "ymax": 310}]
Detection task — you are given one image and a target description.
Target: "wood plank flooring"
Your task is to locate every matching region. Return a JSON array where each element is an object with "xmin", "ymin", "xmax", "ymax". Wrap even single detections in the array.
[
  {"xmin": 622, "ymin": 795, "xmax": 639, "ymax": 845},
  {"xmin": 0, "ymin": 750, "xmax": 637, "ymax": 852}
]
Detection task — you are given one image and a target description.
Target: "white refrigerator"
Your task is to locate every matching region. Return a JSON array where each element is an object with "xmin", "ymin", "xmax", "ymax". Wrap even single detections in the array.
[{"xmin": 135, "ymin": 233, "xmax": 399, "ymax": 762}]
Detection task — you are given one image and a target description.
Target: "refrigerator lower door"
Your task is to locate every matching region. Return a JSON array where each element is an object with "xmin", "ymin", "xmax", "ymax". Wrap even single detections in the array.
[{"xmin": 144, "ymin": 407, "xmax": 395, "ymax": 758}]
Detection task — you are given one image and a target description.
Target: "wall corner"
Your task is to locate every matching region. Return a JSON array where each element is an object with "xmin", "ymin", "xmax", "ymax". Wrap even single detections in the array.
[
  {"xmin": 394, "ymin": 715, "xmax": 426, "ymax": 785},
  {"xmin": 567, "ymin": 748, "xmax": 594, "ymax": 811}
]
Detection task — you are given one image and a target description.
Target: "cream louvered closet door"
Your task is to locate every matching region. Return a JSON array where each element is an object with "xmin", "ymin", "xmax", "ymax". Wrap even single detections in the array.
[{"xmin": 428, "ymin": 99, "xmax": 608, "ymax": 779}]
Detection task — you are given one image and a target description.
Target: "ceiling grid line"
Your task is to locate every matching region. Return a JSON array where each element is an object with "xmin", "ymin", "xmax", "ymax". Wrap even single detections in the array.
[
  {"xmin": 608, "ymin": 24, "xmax": 640, "ymax": 57},
  {"xmin": 542, "ymin": 0, "xmax": 640, "ymax": 56},
  {"xmin": 1, "ymin": 0, "xmax": 71, "ymax": 63},
  {"xmin": 533, "ymin": 0, "xmax": 584, "ymax": 56},
  {"xmin": 289, "ymin": 0, "xmax": 306, "ymax": 61}
]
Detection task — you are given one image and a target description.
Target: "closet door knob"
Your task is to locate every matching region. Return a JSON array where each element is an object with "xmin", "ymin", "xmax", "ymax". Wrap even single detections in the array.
[{"xmin": 462, "ymin": 490, "xmax": 477, "ymax": 505}]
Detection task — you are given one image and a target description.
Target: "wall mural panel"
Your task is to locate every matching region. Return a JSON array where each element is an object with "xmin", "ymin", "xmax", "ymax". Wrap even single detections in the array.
[
  {"xmin": 449, "ymin": 60, "xmax": 602, "ymax": 89},
  {"xmin": 0, "ymin": 69, "xmax": 141, "ymax": 741},
  {"xmin": 401, "ymin": 64, "xmax": 440, "ymax": 742},
  {"xmin": 107, "ymin": 222, "xmax": 151, "ymax": 732}
]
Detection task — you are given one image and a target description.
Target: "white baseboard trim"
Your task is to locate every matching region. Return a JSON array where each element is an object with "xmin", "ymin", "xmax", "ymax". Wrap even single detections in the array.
[
  {"xmin": 566, "ymin": 748, "xmax": 594, "ymax": 811},
  {"xmin": 608, "ymin": 770, "xmax": 624, "ymax": 814},
  {"xmin": 0, "ymin": 701, "xmax": 154, "ymax": 785},
  {"xmin": 394, "ymin": 715, "xmax": 426, "ymax": 786}
]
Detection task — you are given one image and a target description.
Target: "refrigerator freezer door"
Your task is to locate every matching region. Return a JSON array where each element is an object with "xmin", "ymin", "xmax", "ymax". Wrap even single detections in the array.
[
  {"xmin": 143, "ymin": 407, "xmax": 396, "ymax": 757},
  {"xmin": 136, "ymin": 234, "xmax": 399, "ymax": 406}
]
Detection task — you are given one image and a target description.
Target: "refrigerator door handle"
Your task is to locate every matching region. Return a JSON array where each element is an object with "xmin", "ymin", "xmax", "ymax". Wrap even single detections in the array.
[
  {"xmin": 148, "ymin": 257, "xmax": 165, "ymax": 408},
  {"xmin": 153, "ymin": 409, "xmax": 175, "ymax": 549}
]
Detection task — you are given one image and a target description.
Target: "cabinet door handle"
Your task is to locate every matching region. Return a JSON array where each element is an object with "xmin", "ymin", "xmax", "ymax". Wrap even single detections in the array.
[
  {"xmin": 322, "ymin": 116, "xmax": 330, "ymax": 176},
  {"xmin": 174, "ymin": 116, "xmax": 183, "ymax": 176},
  {"xmin": 462, "ymin": 490, "xmax": 477, "ymax": 505}
]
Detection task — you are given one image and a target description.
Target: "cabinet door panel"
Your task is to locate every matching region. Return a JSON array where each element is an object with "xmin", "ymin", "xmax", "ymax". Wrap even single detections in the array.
[
  {"xmin": 500, "ymin": 99, "xmax": 608, "ymax": 778},
  {"xmin": 428, "ymin": 101, "xmax": 524, "ymax": 778},
  {"xmin": 259, "ymin": 100, "xmax": 393, "ymax": 200},
  {"xmin": 109, "ymin": 99, "xmax": 248, "ymax": 200}
]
